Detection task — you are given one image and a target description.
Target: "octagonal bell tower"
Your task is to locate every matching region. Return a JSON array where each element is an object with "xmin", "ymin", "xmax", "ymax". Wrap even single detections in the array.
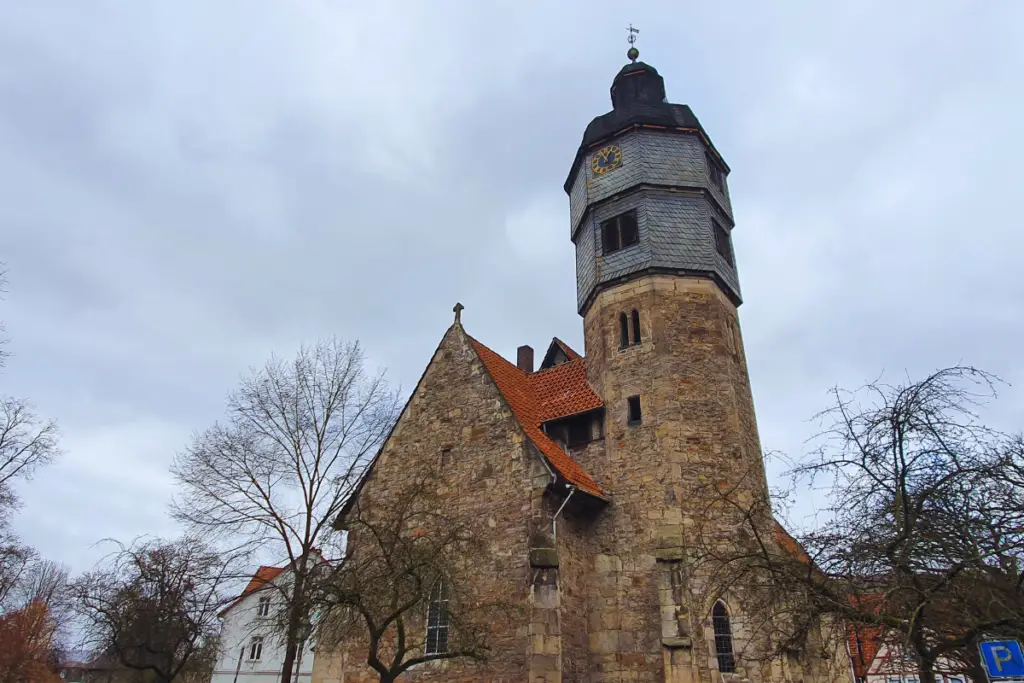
[
  {"xmin": 566, "ymin": 59, "xmax": 740, "ymax": 316},
  {"xmin": 564, "ymin": 51, "xmax": 780, "ymax": 683}
]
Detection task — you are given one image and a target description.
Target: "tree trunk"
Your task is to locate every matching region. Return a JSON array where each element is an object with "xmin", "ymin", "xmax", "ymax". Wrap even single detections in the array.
[
  {"xmin": 279, "ymin": 568, "xmax": 307, "ymax": 683},
  {"xmin": 918, "ymin": 656, "xmax": 938, "ymax": 683}
]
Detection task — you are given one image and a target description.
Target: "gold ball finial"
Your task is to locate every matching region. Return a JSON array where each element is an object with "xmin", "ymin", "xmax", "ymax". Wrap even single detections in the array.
[{"xmin": 626, "ymin": 24, "xmax": 640, "ymax": 62}]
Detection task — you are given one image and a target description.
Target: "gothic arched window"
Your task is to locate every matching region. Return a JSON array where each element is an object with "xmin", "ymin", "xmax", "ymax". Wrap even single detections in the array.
[
  {"xmin": 425, "ymin": 579, "xmax": 450, "ymax": 655},
  {"xmin": 631, "ymin": 309, "xmax": 641, "ymax": 345},
  {"xmin": 619, "ymin": 313, "xmax": 629, "ymax": 349},
  {"xmin": 712, "ymin": 601, "xmax": 736, "ymax": 673}
]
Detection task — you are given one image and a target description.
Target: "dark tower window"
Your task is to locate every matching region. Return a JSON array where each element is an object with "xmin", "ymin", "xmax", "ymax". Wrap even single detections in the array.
[
  {"xmin": 705, "ymin": 150, "xmax": 724, "ymax": 191},
  {"xmin": 601, "ymin": 210, "xmax": 639, "ymax": 255},
  {"xmin": 627, "ymin": 395, "xmax": 642, "ymax": 425},
  {"xmin": 631, "ymin": 310, "xmax": 641, "ymax": 345},
  {"xmin": 712, "ymin": 601, "xmax": 736, "ymax": 673},
  {"xmin": 619, "ymin": 313, "xmax": 629, "ymax": 349},
  {"xmin": 713, "ymin": 219, "xmax": 734, "ymax": 267}
]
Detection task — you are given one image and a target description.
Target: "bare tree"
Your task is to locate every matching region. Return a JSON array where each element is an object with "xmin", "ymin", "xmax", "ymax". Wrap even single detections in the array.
[
  {"xmin": 695, "ymin": 366, "xmax": 1024, "ymax": 683},
  {"xmin": 0, "ymin": 265, "xmax": 61, "ymax": 613},
  {"xmin": 72, "ymin": 537, "xmax": 231, "ymax": 683},
  {"xmin": 170, "ymin": 337, "xmax": 401, "ymax": 683},
  {"xmin": 312, "ymin": 475, "xmax": 515, "ymax": 683},
  {"xmin": 0, "ymin": 265, "xmax": 9, "ymax": 369}
]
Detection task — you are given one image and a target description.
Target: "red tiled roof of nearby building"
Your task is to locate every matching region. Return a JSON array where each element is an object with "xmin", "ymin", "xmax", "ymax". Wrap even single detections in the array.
[
  {"xmin": 848, "ymin": 623, "xmax": 884, "ymax": 678},
  {"xmin": 219, "ymin": 565, "xmax": 284, "ymax": 617},
  {"xmin": 530, "ymin": 358, "xmax": 603, "ymax": 422},
  {"xmin": 469, "ymin": 336, "xmax": 604, "ymax": 498},
  {"xmin": 242, "ymin": 566, "xmax": 285, "ymax": 596}
]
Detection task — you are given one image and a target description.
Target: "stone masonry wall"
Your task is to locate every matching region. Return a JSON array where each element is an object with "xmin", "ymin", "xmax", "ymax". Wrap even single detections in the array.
[
  {"xmin": 580, "ymin": 274, "xmax": 776, "ymax": 683},
  {"xmin": 311, "ymin": 324, "xmax": 542, "ymax": 683}
]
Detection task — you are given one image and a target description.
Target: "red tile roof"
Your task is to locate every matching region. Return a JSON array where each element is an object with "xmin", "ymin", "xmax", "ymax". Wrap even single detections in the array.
[
  {"xmin": 219, "ymin": 565, "xmax": 284, "ymax": 617},
  {"xmin": 468, "ymin": 336, "xmax": 604, "ymax": 498},
  {"xmin": 774, "ymin": 521, "xmax": 811, "ymax": 565},
  {"xmin": 530, "ymin": 358, "xmax": 603, "ymax": 422},
  {"xmin": 848, "ymin": 623, "xmax": 883, "ymax": 678}
]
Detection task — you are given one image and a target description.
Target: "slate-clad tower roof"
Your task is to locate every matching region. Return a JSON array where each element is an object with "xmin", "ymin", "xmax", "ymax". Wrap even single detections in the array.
[{"xmin": 565, "ymin": 54, "xmax": 739, "ymax": 314}]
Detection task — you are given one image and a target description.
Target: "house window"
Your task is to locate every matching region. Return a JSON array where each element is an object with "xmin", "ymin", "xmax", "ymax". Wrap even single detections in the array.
[
  {"xmin": 713, "ymin": 219, "xmax": 734, "ymax": 267},
  {"xmin": 705, "ymin": 150, "xmax": 724, "ymax": 191},
  {"xmin": 601, "ymin": 210, "xmax": 639, "ymax": 255},
  {"xmin": 248, "ymin": 636, "xmax": 264, "ymax": 661},
  {"xmin": 712, "ymin": 601, "xmax": 736, "ymax": 673},
  {"xmin": 631, "ymin": 310, "xmax": 641, "ymax": 345},
  {"xmin": 257, "ymin": 596, "xmax": 271, "ymax": 617},
  {"xmin": 425, "ymin": 580, "xmax": 450, "ymax": 655},
  {"xmin": 627, "ymin": 395, "xmax": 642, "ymax": 425},
  {"xmin": 619, "ymin": 313, "xmax": 629, "ymax": 349}
]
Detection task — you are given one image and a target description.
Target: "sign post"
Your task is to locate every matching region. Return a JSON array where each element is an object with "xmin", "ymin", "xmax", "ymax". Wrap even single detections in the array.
[{"xmin": 980, "ymin": 640, "xmax": 1024, "ymax": 683}]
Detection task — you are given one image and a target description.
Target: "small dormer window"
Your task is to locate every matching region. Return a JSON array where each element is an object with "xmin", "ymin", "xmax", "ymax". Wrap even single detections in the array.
[
  {"xmin": 601, "ymin": 211, "xmax": 639, "ymax": 255},
  {"xmin": 713, "ymin": 219, "xmax": 734, "ymax": 267}
]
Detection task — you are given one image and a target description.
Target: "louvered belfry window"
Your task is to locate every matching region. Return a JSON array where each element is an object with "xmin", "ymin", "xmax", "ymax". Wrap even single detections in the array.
[{"xmin": 601, "ymin": 210, "xmax": 639, "ymax": 254}]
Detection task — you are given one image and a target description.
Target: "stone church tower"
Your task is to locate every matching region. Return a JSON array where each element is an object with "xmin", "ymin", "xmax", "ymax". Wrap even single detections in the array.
[
  {"xmin": 560, "ymin": 53, "xmax": 776, "ymax": 682},
  {"xmin": 311, "ymin": 49, "xmax": 848, "ymax": 683}
]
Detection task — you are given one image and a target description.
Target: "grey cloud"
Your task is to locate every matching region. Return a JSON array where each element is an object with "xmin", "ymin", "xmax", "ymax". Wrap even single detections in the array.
[{"xmin": 0, "ymin": 0, "xmax": 1020, "ymax": 570}]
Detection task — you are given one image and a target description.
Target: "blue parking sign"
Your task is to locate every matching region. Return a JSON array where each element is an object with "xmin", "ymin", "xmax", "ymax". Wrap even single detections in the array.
[{"xmin": 980, "ymin": 640, "xmax": 1024, "ymax": 679}]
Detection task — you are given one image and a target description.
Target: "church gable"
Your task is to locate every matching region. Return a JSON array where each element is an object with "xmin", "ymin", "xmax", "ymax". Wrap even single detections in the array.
[{"xmin": 345, "ymin": 322, "xmax": 539, "ymax": 517}]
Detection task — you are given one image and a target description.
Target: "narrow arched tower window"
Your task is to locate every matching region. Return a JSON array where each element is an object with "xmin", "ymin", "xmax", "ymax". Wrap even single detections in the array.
[
  {"xmin": 712, "ymin": 601, "xmax": 736, "ymax": 673},
  {"xmin": 631, "ymin": 310, "xmax": 641, "ymax": 344},
  {"xmin": 619, "ymin": 313, "xmax": 629, "ymax": 349}
]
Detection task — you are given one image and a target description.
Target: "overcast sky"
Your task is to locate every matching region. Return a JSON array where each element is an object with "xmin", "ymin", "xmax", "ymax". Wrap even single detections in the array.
[{"xmin": 1, "ymin": 1, "xmax": 1021, "ymax": 573}]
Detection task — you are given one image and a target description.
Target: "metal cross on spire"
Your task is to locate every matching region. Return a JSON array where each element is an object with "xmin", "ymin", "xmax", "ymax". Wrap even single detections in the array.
[{"xmin": 626, "ymin": 24, "xmax": 640, "ymax": 62}]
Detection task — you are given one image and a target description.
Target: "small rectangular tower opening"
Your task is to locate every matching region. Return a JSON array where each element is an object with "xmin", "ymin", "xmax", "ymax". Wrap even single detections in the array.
[
  {"xmin": 705, "ymin": 150, "xmax": 725, "ymax": 191},
  {"xmin": 713, "ymin": 219, "xmax": 734, "ymax": 267},
  {"xmin": 627, "ymin": 395, "xmax": 642, "ymax": 425},
  {"xmin": 601, "ymin": 210, "xmax": 639, "ymax": 254}
]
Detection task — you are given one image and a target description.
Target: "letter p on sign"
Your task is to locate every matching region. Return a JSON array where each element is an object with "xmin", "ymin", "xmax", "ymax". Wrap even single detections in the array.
[{"xmin": 981, "ymin": 641, "xmax": 1024, "ymax": 679}]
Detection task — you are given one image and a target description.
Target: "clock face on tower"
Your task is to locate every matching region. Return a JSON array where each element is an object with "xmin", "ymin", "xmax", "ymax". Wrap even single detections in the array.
[{"xmin": 591, "ymin": 145, "xmax": 623, "ymax": 177}]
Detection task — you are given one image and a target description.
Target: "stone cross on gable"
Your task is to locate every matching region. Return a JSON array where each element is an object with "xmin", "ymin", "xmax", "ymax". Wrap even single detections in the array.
[{"xmin": 453, "ymin": 302, "xmax": 464, "ymax": 324}]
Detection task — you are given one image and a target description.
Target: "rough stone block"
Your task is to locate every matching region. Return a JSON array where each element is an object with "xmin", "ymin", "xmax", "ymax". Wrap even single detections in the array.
[{"xmin": 530, "ymin": 547, "xmax": 560, "ymax": 568}]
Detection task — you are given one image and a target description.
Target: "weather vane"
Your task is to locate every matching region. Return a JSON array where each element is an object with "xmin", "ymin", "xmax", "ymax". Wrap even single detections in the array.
[{"xmin": 626, "ymin": 24, "xmax": 640, "ymax": 62}]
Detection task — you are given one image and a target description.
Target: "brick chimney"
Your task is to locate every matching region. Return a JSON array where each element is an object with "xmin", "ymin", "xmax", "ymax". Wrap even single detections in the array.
[{"xmin": 517, "ymin": 345, "xmax": 534, "ymax": 374}]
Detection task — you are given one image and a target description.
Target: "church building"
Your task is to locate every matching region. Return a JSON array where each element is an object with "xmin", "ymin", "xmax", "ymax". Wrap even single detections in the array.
[{"xmin": 311, "ymin": 45, "xmax": 851, "ymax": 683}]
